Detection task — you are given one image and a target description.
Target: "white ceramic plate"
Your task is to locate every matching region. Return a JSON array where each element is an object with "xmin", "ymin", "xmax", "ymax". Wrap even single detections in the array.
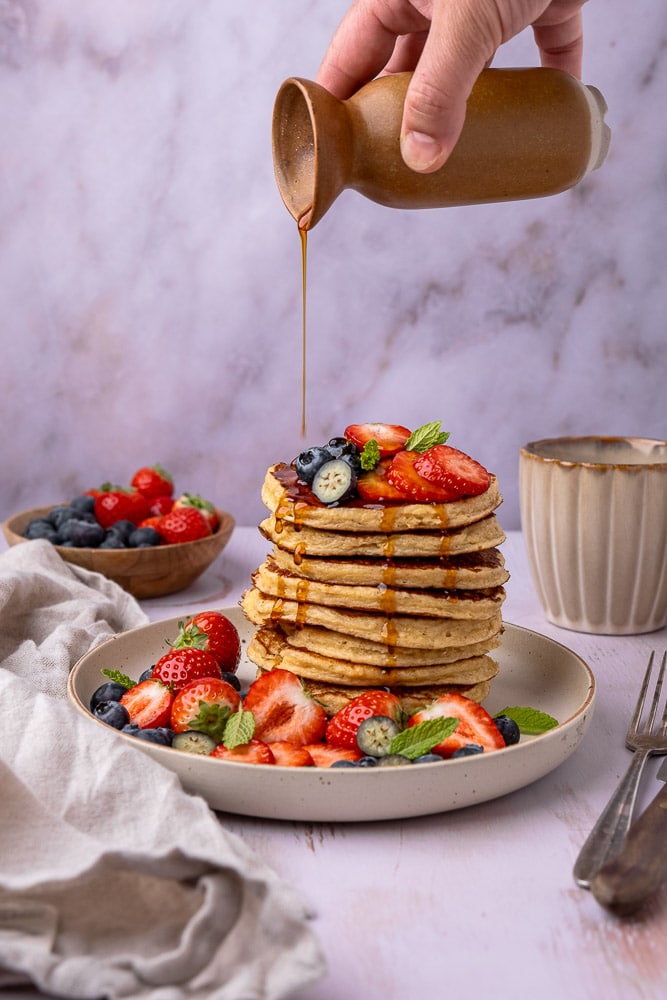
[{"xmin": 68, "ymin": 609, "xmax": 596, "ymax": 822}]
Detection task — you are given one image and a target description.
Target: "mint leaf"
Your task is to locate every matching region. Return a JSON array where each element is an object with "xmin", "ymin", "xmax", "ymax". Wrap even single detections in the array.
[
  {"xmin": 388, "ymin": 717, "xmax": 459, "ymax": 759},
  {"xmin": 223, "ymin": 709, "xmax": 255, "ymax": 749},
  {"xmin": 102, "ymin": 668, "xmax": 135, "ymax": 690},
  {"xmin": 360, "ymin": 439, "xmax": 381, "ymax": 471},
  {"xmin": 404, "ymin": 421, "xmax": 450, "ymax": 453},
  {"xmin": 497, "ymin": 706, "xmax": 558, "ymax": 735}
]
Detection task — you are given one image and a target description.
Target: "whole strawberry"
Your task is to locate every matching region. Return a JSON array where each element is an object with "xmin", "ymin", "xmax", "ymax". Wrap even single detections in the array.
[
  {"xmin": 173, "ymin": 611, "xmax": 241, "ymax": 673},
  {"xmin": 326, "ymin": 691, "xmax": 404, "ymax": 750},
  {"xmin": 157, "ymin": 506, "xmax": 211, "ymax": 544},
  {"xmin": 94, "ymin": 489, "xmax": 141, "ymax": 529},
  {"xmin": 131, "ymin": 464, "xmax": 174, "ymax": 499},
  {"xmin": 173, "ymin": 493, "xmax": 219, "ymax": 531},
  {"xmin": 151, "ymin": 647, "xmax": 222, "ymax": 692}
]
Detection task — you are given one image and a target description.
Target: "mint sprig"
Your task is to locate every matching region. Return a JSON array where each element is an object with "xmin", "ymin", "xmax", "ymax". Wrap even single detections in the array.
[
  {"xmin": 404, "ymin": 421, "xmax": 450, "ymax": 453},
  {"xmin": 102, "ymin": 668, "xmax": 135, "ymax": 690},
  {"xmin": 222, "ymin": 709, "xmax": 256, "ymax": 749},
  {"xmin": 388, "ymin": 716, "xmax": 459, "ymax": 759},
  {"xmin": 497, "ymin": 706, "xmax": 558, "ymax": 735},
  {"xmin": 360, "ymin": 439, "xmax": 381, "ymax": 471}
]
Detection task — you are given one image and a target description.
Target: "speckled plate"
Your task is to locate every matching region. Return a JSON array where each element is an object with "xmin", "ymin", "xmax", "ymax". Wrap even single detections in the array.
[{"xmin": 68, "ymin": 609, "xmax": 596, "ymax": 822}]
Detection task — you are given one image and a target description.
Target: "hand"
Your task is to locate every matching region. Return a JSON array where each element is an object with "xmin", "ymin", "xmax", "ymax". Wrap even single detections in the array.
[{"xmin": 316, "ymin": 0, "xmax": 588, "ymax": 173}]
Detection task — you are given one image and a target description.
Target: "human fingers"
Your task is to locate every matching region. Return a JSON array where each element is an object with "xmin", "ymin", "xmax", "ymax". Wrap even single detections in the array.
[
  {"xmin": 316, "ymin": 0, "xmax": 430, "ymax": 98},
  {"xmin": 532, "ymin": 4, "xmax": 585, "ymax": 77},
  {"xmin": 399, "ymin": 1, "xmax": 503, "ymax": 172}
]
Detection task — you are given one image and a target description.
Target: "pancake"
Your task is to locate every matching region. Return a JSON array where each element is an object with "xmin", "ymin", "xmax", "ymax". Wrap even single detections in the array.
[
  {"xmin": 248, "ymin": 624, "xmax": 499, "ymax": 687},
  {"xmin": 251, "ymin": 558, "xmax": 506, "ymax": 619},
  {"xmin": 260, "ymin": 513, "xmax": 506, "ymax": 558},
  {"xmin": 270, "ymin": 543, "xmax": 509, "ymax": 590},
  {"xmin": 263, "ymin": 463, "xmax": 502, "ymax": 532},
  {"xmin": 279, "ymin": 622, "xmax": 500, "ymax": 667},
  {"xmin": 241, "ymin": 587, "xmax": 503, "ymax": 648}
]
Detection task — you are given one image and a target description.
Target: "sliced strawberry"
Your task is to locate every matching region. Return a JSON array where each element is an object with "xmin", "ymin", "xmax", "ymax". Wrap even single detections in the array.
[
  {"xmin": 120, "ymin": 679, "xmax": 174, "ymax": 729},
  {"xmin": 210, "ymin": 739, "xmax": 275, "ymax": 765},
  {"xmin": 170, "ymin": 677, "xmax": 241, "ymax": 741},
  {"xmin": 151, "ymin": 647, "xmax": 222, "ymax": 692},
  {"xmin": 408, "ymin": 693, "xmax": 505, "ymax": 758},
  {"xmin": 413, "ymin": 445, "xmax": 490, "ymax": 499},
  {"xmin": 326, "ymin": 690, "xmax": 403, "ymax": 750},
  {"xmin": 344, "ymin": 423, "xmax": 411, "ymax": 457},
  {"xmin": 304, "ymin": 744, "xmax": 362, "ymax": 767},
  {"xmin": 174, "ymin": 611, "xmax": 241, "ymax": 674},
  {"xmin": 268, "ymin": 741, "xmax": 315, "ymax": 767},
  {"xmin": 356, "ymin": 458, "xmax": 408, "ymax": 503},
  {"xmin": 243, "ymin": 668, "xmax": 328, "ymax": 746},
  {"xmin": 157, "ymin": 507, "xmax": 211, "ymax": 544},
  {"xmin": 385, "ymin": 450, "xmax": 460, "ymax": 503}
]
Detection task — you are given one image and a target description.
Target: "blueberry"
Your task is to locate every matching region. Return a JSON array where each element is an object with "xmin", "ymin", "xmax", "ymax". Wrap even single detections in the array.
[
  {"xmin": 293, "ymin": 446, "xmax": 332, "ymax": 484},
  {"xmin": 57, "ymin": 518, "xmax": 105, "ymax": 547},
  {"xmin": 413, "ymin": 753, "xmax": 443, "ymax": 764},
  {"xmin": 172, "ymin": 731, "xmax": 217, "ymax": 755},
  {"xmin": 494, "ymin": 714, "xmax": 521, "ymax": 746},
  {"xmin": 131, "ymin": 727, "xmax": 174, "ymax": 746},
  {"xmin": 375, "ymin": 754, "xmax": 413, "ymax": 767},
  {"xmin": 121, "ymin": 723, "xmax": 142, "ymax": 736},
  {"xmin": 99, "ymin": 535, "xmax": 127, "ymax": 549},
  {"xmin": 220, "ymin": 671, "xmax": 241, "ymax": 691},
  {"xmin": 24, "ymin": 518, "xmax": 59, "ymax": 542},
  {"xmin": 93, "ymin": 700, "xmax": 131, "ymax": 729},
  {"xmin": 69, "ymin": 494, "xmax": 96, "ymax": 514},
  {"xmin": 451, "ymin": 743, "xmax": 485, "ymax": 758},
  {"xmin": 356, "ymin": 715, "xmax": 400, "ymax": 757},
  {"xmin": 327, "ymin": 437, "xmax": 362, "ymax": 471},
  {"xmin": 357, "ymin": 755, "xmax": 379, "ymax": 767},
  {"xmin": 138, "ymin": 667, "xmax": 154, "ymax": 683},
  {"xmin": 311, "ymin": 459, "xmax": 357, "ymax": 505},
  {"xmin": 129, "ymin": 526, "xmax": 161, "ymax": 547},
  {"xmin": 90, "ymin": 681, "xmax": 128, "ymax": 711},
  {"xmin": 330, "ymin": 759, "xmax": 360, "ymax": 768},
  {"xmin": 108, "ymin": 520, "xmax": 135, "ymax": 542},
  {"xmin": 49, "ymin": 505, "xmax": 79, "ymax": 529}
]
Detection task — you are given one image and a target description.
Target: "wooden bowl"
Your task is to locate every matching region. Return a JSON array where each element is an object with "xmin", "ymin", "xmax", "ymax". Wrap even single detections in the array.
[{"xmin": 2, "ymin": 505, "xmax": 235, "ymax": 599}]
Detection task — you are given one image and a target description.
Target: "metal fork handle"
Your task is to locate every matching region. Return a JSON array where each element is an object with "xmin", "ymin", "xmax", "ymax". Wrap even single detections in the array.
[{"xmin": 573, "ymin": 749, "xmax": 651, "ymax": 888}]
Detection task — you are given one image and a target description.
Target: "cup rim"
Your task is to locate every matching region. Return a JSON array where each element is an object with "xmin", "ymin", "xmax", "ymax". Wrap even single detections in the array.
[{"xmin": 520, "ymin": 435, "xmax": 667, "ymax": 469}]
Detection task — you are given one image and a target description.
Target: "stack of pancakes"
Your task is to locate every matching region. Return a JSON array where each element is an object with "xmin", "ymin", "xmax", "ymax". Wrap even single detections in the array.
[{"xmin": 241, "ymin": 463, "xmax": 509, "ymax": 715}]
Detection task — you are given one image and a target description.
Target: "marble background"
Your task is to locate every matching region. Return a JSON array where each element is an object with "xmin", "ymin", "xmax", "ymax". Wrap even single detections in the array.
[{"xmin": 1, "ymin": 0, "xmax": 664, "ymax": 533}]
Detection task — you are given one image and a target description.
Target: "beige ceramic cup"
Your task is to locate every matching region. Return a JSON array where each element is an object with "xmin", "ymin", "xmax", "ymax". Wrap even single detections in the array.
[{"xmin": 519, "ymin": 437, "xmax": 667, "ymax": 634}]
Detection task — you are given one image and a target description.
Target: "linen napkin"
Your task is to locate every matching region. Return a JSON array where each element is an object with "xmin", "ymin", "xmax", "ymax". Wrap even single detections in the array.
[{"xmin": 0, "ymin": 540, "xmax": 325, "ymax": 1000}]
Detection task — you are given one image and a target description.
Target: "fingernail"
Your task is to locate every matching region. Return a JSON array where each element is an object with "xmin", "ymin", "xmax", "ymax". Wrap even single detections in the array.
[{"xmin": 400, "ymin": 130, "xmax": 445, "ymax": 172}]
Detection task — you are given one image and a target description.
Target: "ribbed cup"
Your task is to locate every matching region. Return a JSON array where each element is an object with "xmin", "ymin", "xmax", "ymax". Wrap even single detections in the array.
[{"xmin": 519, "ymin": 437, "xmax": 667, "ymax": 634}]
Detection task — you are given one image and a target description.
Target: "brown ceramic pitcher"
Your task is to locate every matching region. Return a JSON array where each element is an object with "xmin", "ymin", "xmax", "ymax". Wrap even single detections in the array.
[{"xmin": 272, "ymin": 68, "xmax": 610, "ymax": 230}]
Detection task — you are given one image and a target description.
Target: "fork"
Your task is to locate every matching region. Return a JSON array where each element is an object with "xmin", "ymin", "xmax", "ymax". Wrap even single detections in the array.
[{"xmin": 573, "ymin": 650, "xmax": 667, "ymax": 889}]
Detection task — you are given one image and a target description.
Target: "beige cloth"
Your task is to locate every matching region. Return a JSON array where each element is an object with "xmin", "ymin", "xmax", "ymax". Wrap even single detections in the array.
[{"xmin": 0, "ymin": 540, "xmax": 325, "ymax": 1000}]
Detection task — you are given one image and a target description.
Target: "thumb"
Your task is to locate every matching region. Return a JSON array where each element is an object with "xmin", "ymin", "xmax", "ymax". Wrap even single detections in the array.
[{"xmin": 400, "ymin": 3, "xmax": 498, "ymax": 173}]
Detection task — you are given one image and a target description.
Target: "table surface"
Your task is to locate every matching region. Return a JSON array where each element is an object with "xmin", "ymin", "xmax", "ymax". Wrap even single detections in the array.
[{"xmin": 6, "ymin": 528, "xmax": 667, "ymax": 1000}]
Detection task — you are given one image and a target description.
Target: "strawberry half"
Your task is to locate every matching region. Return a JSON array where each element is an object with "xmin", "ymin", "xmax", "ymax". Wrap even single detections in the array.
[
  {"xmin": 356, "ymin": 459, "xmax": 408, "ymax": 503},
  {"xmin": 408, "ymin": 693, "xmax": 505, "ymax": 758},
  {"xmin": 268, "ymin": 741, "xmax": 315, "ymax": 767},
  {"xmin": 325, "ymin": 690, "xmax": 403, "ymax": 750},
  {"xmin": 385, "ymin": 450, "xmax": 460, "ymax": 503},
  {"xmin": 151, "ymin": 647, "xmax": 222, "ymax": 692},
  {"xmin": 210, "ymin": 739, "xmax": 276, "ymax": 765},
  {"xmin": 120, "ymin": 679, "xmax": 174, "ymax": 729},
  {"xmin": 344, "ymin": 423, "xmax": 411, "ymax": 457},
  {"xmin": 413, "ymin": 445, "xmax": 490, "ymax": 499},
  {"xmin": 170, "ymin": 677, "xmax": 241, "ymax": 742},
  {"xmin": 243, "ymin": 668, "xmax": 328, "ymax": 746},
  {"xmin": 304, "ymin": 744, "xmax": 362, "ymax": 767}
]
